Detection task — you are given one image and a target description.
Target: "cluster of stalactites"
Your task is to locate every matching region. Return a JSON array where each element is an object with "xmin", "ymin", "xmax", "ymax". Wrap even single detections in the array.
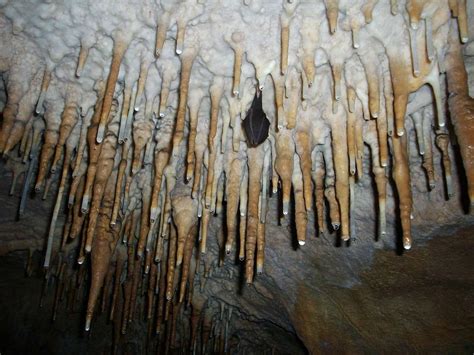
[{"xmin": 0, "ymin": 0, "xmax": 473, "ymax": 343}]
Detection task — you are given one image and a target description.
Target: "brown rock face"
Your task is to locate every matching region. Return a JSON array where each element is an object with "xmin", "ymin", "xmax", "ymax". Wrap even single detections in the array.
[{"xmin": 0, "ymin": 1, "xmax": 474, "ymax": 354}]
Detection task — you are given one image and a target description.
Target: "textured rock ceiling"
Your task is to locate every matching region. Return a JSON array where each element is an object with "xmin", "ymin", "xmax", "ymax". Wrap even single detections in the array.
[{"xmin": 0, "ymin": 0, "xmax": 474, "ymax": 353}]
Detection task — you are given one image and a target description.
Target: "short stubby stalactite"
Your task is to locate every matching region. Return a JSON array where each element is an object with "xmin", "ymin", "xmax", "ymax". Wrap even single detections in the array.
[{"xmin": 0, "ymin": 0, "xmax": 473, "ymax": 353}]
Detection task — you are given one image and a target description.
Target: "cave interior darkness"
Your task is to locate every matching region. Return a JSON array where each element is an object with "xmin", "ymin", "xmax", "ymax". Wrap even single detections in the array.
[{"xmin": 0, "ymin": 0, "xmax": 474, "ymax": 354}]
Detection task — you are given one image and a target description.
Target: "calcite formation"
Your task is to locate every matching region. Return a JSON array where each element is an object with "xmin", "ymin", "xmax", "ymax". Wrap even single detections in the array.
[{"xmin": 0, "ymin": 0, "xmax": 473, "ymax": 352}]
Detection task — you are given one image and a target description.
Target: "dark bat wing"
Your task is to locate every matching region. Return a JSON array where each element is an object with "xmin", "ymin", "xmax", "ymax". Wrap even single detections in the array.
[{"xmin": 242, "ymin": 91, "xmax": 270, "ymax": 147}]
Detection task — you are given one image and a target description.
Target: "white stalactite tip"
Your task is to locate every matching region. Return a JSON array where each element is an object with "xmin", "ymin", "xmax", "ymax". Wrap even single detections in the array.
[
  {"xmin": 404, "ymin": 242, "xmax": 412, "ymax": 250},
  {"xmin": 85, "ymin": 319, "xmax": 91, "ymax": 332},
  {"xmin": 96, "ymin": 124, "xmax": 105, "ymax": 143},
  {"xmin": 397, "ymin": 130, "xmax": 405, "ymax": 137},
  {"xmin": 176, "ymin": 48, "xmax": 183, "ymax": 55},
  {"xmin": 81, "ymin": 195, "xmax": 89, "ymax": 213},
  {"xmin": 298, "ymin": 240, "xmax": 305, "ymax": 246}
]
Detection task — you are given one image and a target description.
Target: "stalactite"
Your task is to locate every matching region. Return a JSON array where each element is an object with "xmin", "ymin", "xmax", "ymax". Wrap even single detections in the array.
[
  {"xmin": 111, "ymin": 141, "xmax": 130, "ymax": 225},
  {"xmin": 4, "ymin": 70, "xmax": 42, "ymax": 155},
  {"xmin": 329, "ymin": 106, "xmax": 350, "ymax": 241},
  {"xmin": 81, "ymin": 84, "xmax": 106, "ymax": 212},
  {"xmin": 75, "ymin": 42, "xmax": 89, "ymax": 78},
  {"xmin": 455, "ymin": 0, "xmax": 469, "ymax": 43},
  {"xmin": 34, "ymin": 104, "xmax": 61, "ymax": 190},
  {"xmin": 179, "ymin": 225, "xmax": 197, "ymax": 303},
  {"xmin": 186, "ymin": 91, "xmax": 203, "ymax": 182},
  {"xmin": 324, "ymin": 0, "xmax": 339, "ymax": 34},
  {"xmin": 245, "ymin": 145, "xmax": 264, "ymax": 283},
  {"xmin": 208, "ymin": 77, "xmax": 225, "ymax": 154},
  {"xmin": 445, "ymin": 22, "xmax": 474, "ymax": 206},
  {"xmin": 1, "ymin": 2, "xmax": 473, "ymax": 349},
  {"xmin": 166, "ymin": 224, "xmax": 177, "ymax": 300},
  {"xmin": 44, "ymin": 145, "xmax": 72, "ymax": 268},
  {"xmin": 322, "ymin": 141, "xmax": 341, "ymax": 231},
  {"xmin": 18, "ymin": 117, "xmax": 43, "ymax": 216},
  {"xmin": 272, "ymin": 74, "xmax": 286, "ymax": 130},
  {"xmin": 35, "ymin": 69, "xmax": 51, "ymax": 114},
  {"xmin": 155, "ymin": 12, "xmax": 171, "ymax": 58},
  {"xmin": 137, "ymin": 171, "xmax": 153, "ymax": 258},
  {"xmin": 68, "ymin": 176, "xmax": 86, "ymax": 240},
  {"xmin": 293, "ymin": 155, "xmax": 307, "ymax": 246},
  {"xmin": 230, "ymin": 32, "xmax": 245, "ymax": 96},
  {"xmin": 225, "ymin": 153, "xmax": 244, "ymax": 254},
  {"xmin": 285, "ymin": 67, "xmax": 300, "ymax": 129},
  {"xmin": 72, "ymin": 109, "xmax": 93, "ymax": 178},
  {"xmin": 96, "ymin": 37, "xmax": 128, "ymax": 143},
  {"xmin": 51, "ymin": 98, "xmax": 79, "ymax": 173},
  {"xmin": 295, "ymin": 125, "xmax": 313, "ymax": 212},
  {"xmin": 275, "ymin": 129, "xmax": 294, "ymax": 216},
  {"xmin": 312, "ymin": 150, "xmax": 326, "ymax": 235},
  {"xmin": 135, "ymin": 57, "xmax": 152, "ymax": 112},
  {"xmin": 391, "ymin": 0, "xmax": 399, "ymax": 15},
  {"xmin": 366, "ymin": 120, "xmax": 387, "ymax": 238},
  {"xmin": 391, "ymin": 133, "xmax": 413, "ymax": 250},
  {"xmin": 85, "ymin": 172, "xmax": 119, "ymax": 330},
  {"xmin": 173, "ymin": 48, "xmax": 198, "ymax": 149},
  {"xmin": 84, "ymin": 133, "xmax": 117, "ymax": 253},
  {"xmin": 239, "ymin": 165, "xmax": 248, "ymax": 261},
  {"xmin": 421, "ymin": 107, "xmax": 436, "ymax": 190},
  {"xmin": 280, "ymin": 18, "xmax": 290, "ymax": 76},
  {"xmin": 132, "ymin": 119, "xmax": 153, "ymax": 174},
  {"xmin": 20, "ymin": 120, "xmax": 34, "ymax": 162},
  {"xmin": 346, "ymin": 97, "xmax": 357, "ymax": 175},
  {"xmin": 435, "ymin": 132, "xmax": 454, "ymax": 198},
  {"xmin": 150, "ymin": 149, "xmax": 170, "ymax": 223},
  {"xmin": 172, "ymin": 192, "xmax": 198, "ymax": 266}
]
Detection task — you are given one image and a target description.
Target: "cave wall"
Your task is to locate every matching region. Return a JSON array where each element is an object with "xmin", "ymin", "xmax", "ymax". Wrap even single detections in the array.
[{"xmin": 0, "ymin": 0, "xmax": 474, "ymax": 354}]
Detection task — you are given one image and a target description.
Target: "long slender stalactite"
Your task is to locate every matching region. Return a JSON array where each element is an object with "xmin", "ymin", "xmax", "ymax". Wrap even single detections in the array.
[{"xmin": 0, "ymin": 0, "xmax": 473, "ymax": 353}]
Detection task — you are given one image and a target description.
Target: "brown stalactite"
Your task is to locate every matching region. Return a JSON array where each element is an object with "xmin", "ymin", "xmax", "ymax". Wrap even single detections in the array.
[
  {"xmin": 275, "ymin": 129, "xmax": 295, "ymax": 216},
  {"xmin": 329, "ymin": 106, "xmax": 350, "ymax": 241},
  {"xmin": 85, "ymin": 172, "xmax": 120, "ymax": 331},
  {"xmin": 445, "ymin": 23, "xmax": 474, "ymax": 206},
  {"xmin": 245, "ymin": 146, "xmax": 264, "ymax": 283},
  {"xmin": 1, "ymin": 3, "xmax": 473, "ymax": 349},
  {"xmin": 391, "ymin": 133, "xmax": 413, "ymax": 250},
  {"xmin": 96, "ymin": 38, "xmax": 128, "ymax": 143},
  {"xmin": 173, "ymin": 50, "xmax": 197, "ymax": 150},
  {"xmin": 84, "ymin": 134, "xmax": 117, "ymax": 253}
]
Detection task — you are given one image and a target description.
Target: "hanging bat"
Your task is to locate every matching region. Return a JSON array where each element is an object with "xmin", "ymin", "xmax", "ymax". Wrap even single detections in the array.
[{"xmin": 242, "ymin": 89, "xmax": 270, "ymax": 147}]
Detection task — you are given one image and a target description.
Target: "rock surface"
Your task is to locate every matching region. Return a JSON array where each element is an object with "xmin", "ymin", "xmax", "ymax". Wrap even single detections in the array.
[{"xmin": 0, "ymin": 0, "xmax": 474, "ymax": 354}]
